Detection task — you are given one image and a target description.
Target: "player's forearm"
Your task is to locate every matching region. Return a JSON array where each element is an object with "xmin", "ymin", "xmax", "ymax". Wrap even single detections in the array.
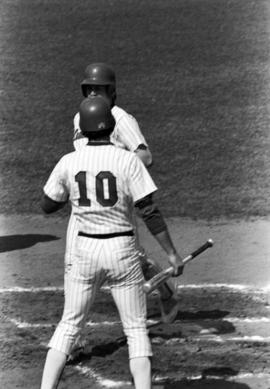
[
  {"xmin": 136, "ymin": 195, "xmax": 183, "ymax": 273},
  {"xmin": 152, "ymin": 229, "xmax": 177, "ymax": 257},
  {"xmin": 136, "ymin": 196, "xmax": 175, "ymax": 254}
]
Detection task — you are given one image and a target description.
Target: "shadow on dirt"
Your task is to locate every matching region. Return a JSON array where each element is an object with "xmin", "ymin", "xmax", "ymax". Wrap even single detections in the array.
[
  {"xmin": 176, "ymin": 309, "xmax": 231, "ymax": 320},
  {"xmin": 153, "ymin": 378, "xmax": 250, "ymax": 388},
  {"xmin": 0, "ymin": 234, "xmax": 60, "ymax": 253},
  {"xmin": 148, "ymin": 308, "xmax": 236, "ymax": 337},
  {"xmin": 66, "ymin": 335, "xmax": 128, "ymax": 365},
  {"xmin": 153, "ymin": 368, "xmax": 250, "ymax": 388},
  {"xmin": 67, "ymin": 313, "xmax": 237, "ymax": 365},
  {"xmin": 67, "ymin": 321, "xmax": 166, "ymax": 364},
  {"xmin": 149, "ymin": 309, "xmax": 230, "ymax": 321}
]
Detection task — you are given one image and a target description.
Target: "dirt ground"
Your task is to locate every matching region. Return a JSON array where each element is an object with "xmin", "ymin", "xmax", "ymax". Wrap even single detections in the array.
[{"xmin": 0, "ymin": 214, "xmax": 270, "ymax": 389}]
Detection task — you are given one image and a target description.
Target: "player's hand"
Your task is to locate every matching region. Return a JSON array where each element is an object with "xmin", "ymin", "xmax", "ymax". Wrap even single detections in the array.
[{"xmin": 168, "ymin": 252, "xmax": 184, "ymax": 277}]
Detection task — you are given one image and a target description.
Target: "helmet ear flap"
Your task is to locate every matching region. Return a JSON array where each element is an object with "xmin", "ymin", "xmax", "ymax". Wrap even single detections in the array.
[
  {"xmin": 81, "ymin": 84, "xmax": 88, "ymax": 98},
  {"xmin": 107, "ymin": 85, "xmax": 117, "ymax": 106},
  {"xmin": 111, "ymin": 91, "xmax": 117, "ymax": 106}
]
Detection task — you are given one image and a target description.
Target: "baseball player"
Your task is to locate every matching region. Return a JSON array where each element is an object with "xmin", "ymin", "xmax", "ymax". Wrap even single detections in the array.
[
  {"xmin": 40, "ymin": 96, "xmax": 184, "ymax": 389},
  {"xmin": 68, "ymin": 63, "xmax": 178, "ymax": 313}
]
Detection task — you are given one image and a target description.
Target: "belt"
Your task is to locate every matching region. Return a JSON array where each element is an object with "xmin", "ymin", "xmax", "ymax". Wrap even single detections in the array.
[{"xmin": 78, "ymin": 230, "xmax": 134, "ymax": 239}]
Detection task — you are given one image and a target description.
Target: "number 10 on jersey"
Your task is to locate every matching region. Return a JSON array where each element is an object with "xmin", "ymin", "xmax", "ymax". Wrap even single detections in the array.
[{"xmin": 75, "ymin": 171, "xmax": 118, "ymax": 207}]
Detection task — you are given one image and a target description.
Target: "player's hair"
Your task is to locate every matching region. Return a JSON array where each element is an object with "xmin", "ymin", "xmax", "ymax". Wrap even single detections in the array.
[{"xmin": 84, "ymin": 127, "xmax": 114, "ymax": 140}]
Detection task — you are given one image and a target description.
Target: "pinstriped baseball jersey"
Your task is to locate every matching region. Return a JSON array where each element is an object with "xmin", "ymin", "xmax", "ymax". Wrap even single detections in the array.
[
  {"xmin": 73, "ymin": 105, "xmax": 148, "ymax": 152},
  {"xmin": 43, "ymin": 143, "xmax": 157, "ymax": 235}
]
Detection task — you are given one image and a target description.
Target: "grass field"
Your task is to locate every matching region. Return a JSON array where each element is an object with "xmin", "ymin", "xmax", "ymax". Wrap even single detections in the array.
[{"xmin": 1, "ymin": 0, "xmax": 270, "ymax": 218}]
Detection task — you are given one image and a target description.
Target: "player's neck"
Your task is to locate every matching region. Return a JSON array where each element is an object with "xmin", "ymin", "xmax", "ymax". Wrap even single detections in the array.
[{"xmin": 87, "ymin": 136, "xmax": 112, "ymax": 145}]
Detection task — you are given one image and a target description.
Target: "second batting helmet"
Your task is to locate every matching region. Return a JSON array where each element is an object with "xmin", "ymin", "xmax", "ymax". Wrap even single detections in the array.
[
  {"xmin": 81, "ymin": 63, "xmax": 116, "ymax": 97},
  {"xmin": 79, "ymin": 96, "xmax": 115, "ymax": 136}
]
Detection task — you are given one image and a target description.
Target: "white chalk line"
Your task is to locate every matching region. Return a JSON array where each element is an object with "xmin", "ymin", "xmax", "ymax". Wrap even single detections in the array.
[
  {"xmin": 157, "ymin": 372, "xmax": 270, "ymax": 381},
  {"xmin": 8, "ymin": 317, "xmax": 270, "ymax": 344},
  {"xmin": 8, "ymin": 317, "xmax": 122, "ymax": 329},
  {"xmin": 3, "ymin": 284, "xmax": 270, "ymax": 387},
  {"xmin": 177, "ymin": 283, "xmax": 270, "ymax": 293},
  {"xmin": 0, "ymin": 286, "xmax": 64, "ymax": 293},
  {"xmin": 38, "ymin": 341, "xmax": 270, "ymax": 388},
  {"xmin": 165, "ymin": 335, "xmax": 270, "ymax": 344},
  {"xmin": 75, "ymin": 365, "xmax": 131, "ymax": 388},
  {"xmin": 74, "ymin": 366, "xmax": 270, "ymax": 388},
  {"xmin": 7, "ymin": 316, "xmax": 270, "ymax": 329},
  {"xmin": 226, "ymin": 317, "xmax": 270, "ymax": 323},
  {"xmin": 0, "ymin": 283, "xmax": 269, "ymax": 294}
]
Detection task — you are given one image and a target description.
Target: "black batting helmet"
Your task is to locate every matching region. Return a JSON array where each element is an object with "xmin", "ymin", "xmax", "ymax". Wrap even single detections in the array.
[
  {"xmin": 79, "ymin": 96, "xmax": 115, "ymax": 138},
  {"xmin": 81, "ymin": 63, "xmax": 116, "ymax": 97}
]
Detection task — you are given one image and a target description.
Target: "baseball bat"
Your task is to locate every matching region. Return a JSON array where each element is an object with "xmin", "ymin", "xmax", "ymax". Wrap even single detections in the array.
[{"xmin": 143, "ymin": 239, "xmax": 214, "ymax": 294}]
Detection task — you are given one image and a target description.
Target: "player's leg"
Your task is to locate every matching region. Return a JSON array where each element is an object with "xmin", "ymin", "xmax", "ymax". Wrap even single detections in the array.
[
  {"xmin": 40, "ymin": 216, "xmax": 78, "ymax": 389},
  {"xmin": 41, "ymin": 240, "xmax": 103, "ymax": 388},
  {"xmin": 111, "ymin": 281, "xmax": 152, "ymax": 389},
  {"xmin": 111, "ymin": 283, "xmax": 152, "ymax": 389},
  {"xmin": 105, "ymin": 237, "xmax": 152, "ymax": 389},
  {"xmin": 40, "ymin": 349, "xmax": 66, "ymax": 389},
  {"xmin": 129, "ymin": 357, "xmax": 151, "ymax": 389},
  {"xmin": 64, "ymin": 213, "xmax": 87, "ymax": 360}
]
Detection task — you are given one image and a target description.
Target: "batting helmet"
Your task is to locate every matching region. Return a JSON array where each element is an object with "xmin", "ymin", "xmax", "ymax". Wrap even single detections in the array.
[
  {"xmin": 81, "ymin": 63, "xmax": 116, "ymax": 97},
  {"xmin": 79, "ymin": 96, "xmax": 115, "ymax": 137}
]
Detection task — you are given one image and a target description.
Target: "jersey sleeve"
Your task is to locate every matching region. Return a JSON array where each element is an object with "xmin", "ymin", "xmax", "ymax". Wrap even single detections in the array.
[
  {"xmin": 43, "ymin": 157, "xmax": 69, "ymax": 203},
  {"xmin": 116, "ymin": 114, "xmax": 148, "ymax": 152},
  {"xmin": 128, "ymin": 154, "xmax": 157, "ymax": 203},
  {"xmin": 73, "ymin": 112, "xmax": 88, "ymax": 151}
]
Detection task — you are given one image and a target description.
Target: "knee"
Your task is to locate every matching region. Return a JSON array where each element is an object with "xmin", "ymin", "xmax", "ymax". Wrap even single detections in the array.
[{"xmin": 124, "ymin": 327, "xmax": 152, "ymax": 359}]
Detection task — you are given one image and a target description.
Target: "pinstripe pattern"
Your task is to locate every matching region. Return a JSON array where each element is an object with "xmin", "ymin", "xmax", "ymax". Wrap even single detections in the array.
[
  {"xmin": 49, "ymin": 235, "xmax": 152, "ymax": 358},
  {"xmin": 111, "ymin": 106, "xmax": 148, "ymax": 151},
  {"xmin": 73, "ymin": 105, "xmax": 148, "ymax": 152},
  {"xmin": 44, "ymin": 144, "xmax": 156, "ymax": 358},
  {"xmin": 44, "ymin": 145, "xmax": 156, "ymax": 234},
  {"xmin": 68, "ymin": 106, "xmax": 149, "ymax": 267}
]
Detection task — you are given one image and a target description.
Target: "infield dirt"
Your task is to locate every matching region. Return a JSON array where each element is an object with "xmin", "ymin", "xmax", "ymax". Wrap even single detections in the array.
[{"xmin": 0, "ymin": 214, "xmax": 269, "ymax": 388}]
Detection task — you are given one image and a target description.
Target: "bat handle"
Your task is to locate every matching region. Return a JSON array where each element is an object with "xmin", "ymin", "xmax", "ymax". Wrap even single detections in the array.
[
  {"xmin": 183, "ymin": 238, "xmax": 214, "ymax": 265},
  {"xmin": 143, "ymin": 239, "xmax": 214, "ymax": 294}
]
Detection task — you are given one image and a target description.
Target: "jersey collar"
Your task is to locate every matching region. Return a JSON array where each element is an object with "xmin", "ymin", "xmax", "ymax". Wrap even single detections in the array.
[{"xmin": 87, "ymin": 140, "xmax": 113, "ymax": 146}]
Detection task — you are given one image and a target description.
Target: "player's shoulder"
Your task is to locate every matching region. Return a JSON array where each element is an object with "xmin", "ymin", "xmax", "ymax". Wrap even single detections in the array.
[
  {"xmin": 112, "ymin": 105, "xmax": 138, "ymax": 124},
  {"xmin": 59, "ymin": 150, "xmax": 77, "ymax": 163},
  {"xmin": 111, "ymin": 143, "xmax": 137, "ymax": 162},
  {"xmin": 117, "ymin": 147, "xmax": 143, "ymax": 167}
]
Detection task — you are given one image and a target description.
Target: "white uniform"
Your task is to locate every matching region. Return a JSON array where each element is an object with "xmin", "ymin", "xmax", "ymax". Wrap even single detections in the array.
[
  {"xmin": 65, "ymin": 106, "xmax": 149, "ymax": 270},
  {"xmin": 43, "ymin": 142, "xmax": 157, "ymax": 358},
  {"xmin": 73, "ymin": 105, "xmax": 148, "ymax": 152}
]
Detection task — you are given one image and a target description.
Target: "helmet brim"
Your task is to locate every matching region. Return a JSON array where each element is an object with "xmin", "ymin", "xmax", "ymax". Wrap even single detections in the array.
[{"xmin": 81, "ymin": 78, "xmax": 115, "ymax": 86}]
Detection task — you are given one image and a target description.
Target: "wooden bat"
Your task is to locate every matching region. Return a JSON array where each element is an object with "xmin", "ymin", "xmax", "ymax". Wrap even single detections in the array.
[{"xmin": 143, "ymin": 239, "xmax": 214, "ymax": 294}]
